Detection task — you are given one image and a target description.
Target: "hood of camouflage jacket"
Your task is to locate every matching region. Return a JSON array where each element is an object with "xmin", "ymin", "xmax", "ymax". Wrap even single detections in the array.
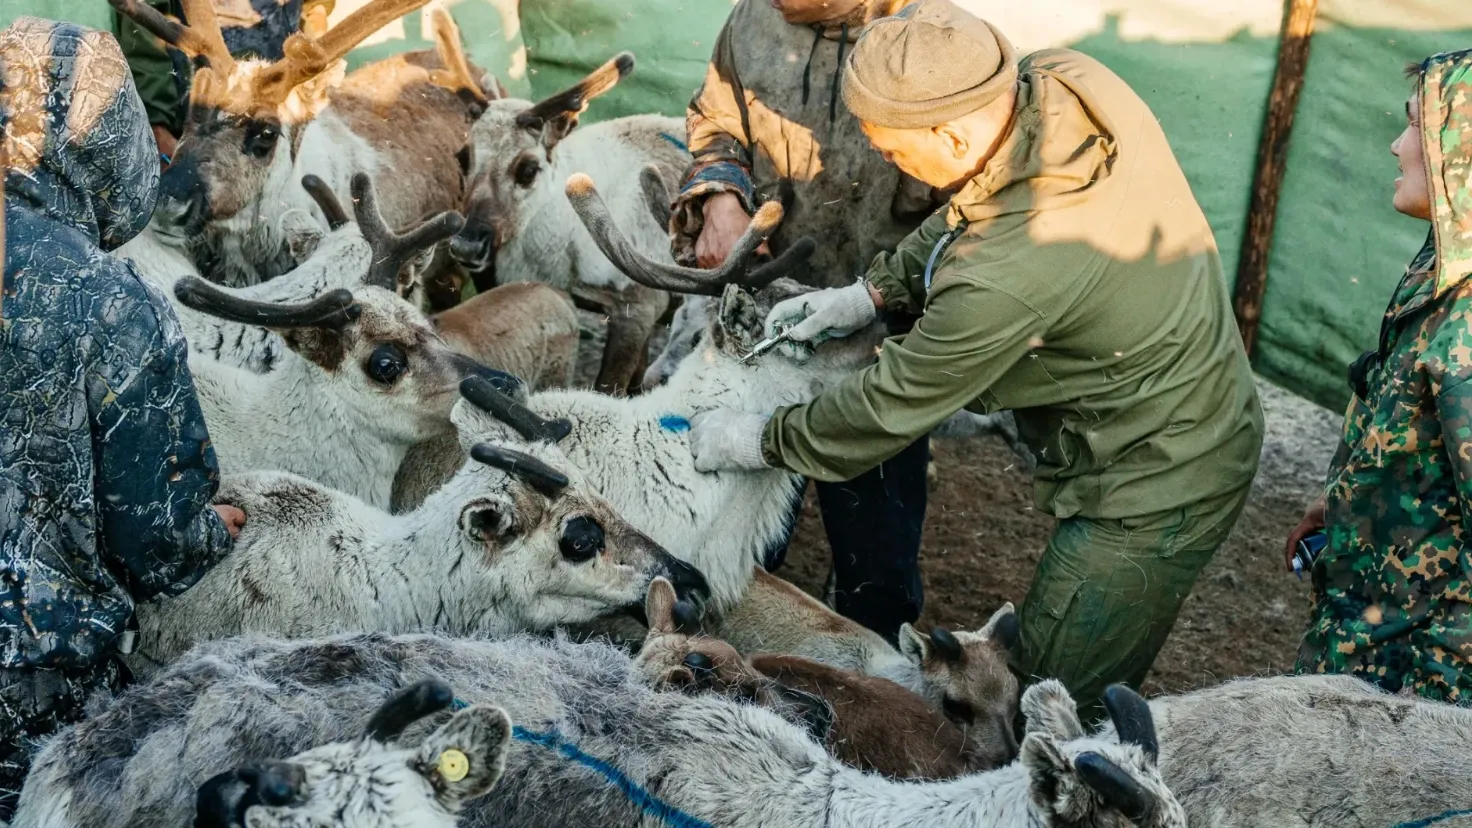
[
  {"xmin": 1, "ymin": 16, "xmax": 159, "ymax": 251},
  {"xmin": 1422, "ymin": 48, "xmax": 1472, "ymax": 297}
]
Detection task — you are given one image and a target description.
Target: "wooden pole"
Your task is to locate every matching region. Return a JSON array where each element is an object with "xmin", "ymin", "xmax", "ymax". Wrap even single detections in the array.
[{"xmin": 1233, "ymin": 0, "xmax": 1320, "ymax": 357}]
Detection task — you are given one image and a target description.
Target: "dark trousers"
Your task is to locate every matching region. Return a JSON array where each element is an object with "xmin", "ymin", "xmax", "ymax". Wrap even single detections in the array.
[{"xmin": 764, "ymin": 435, "xmax": 929, "ymax": 645}]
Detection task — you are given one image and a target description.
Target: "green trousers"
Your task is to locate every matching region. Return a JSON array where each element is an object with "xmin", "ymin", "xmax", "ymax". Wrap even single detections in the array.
[{"xmin": 1017, "ymin": 485, "xmax": 1250, "ymax": 721}]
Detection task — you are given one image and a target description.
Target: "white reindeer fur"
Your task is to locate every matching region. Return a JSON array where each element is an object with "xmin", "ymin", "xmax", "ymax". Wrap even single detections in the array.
[
  {"xmin": 117, "ymin": 216, "xmax": 371, "ymax": 373},
  {"xmin": 188, "ymin": 285, "xmax": 463, "ymax": 509},
  {"xmin": 19, "ymin": 634, "xmax": 1182, "ymax": 828},
  {"xmin": 476, "ymin": 113, "xmax": 685, "ymax": 294},
  {"xmin": 131, "ymin": 398, "xmax": 693, "ymax": 674},
  {"xmin": 510, "ymin": 283, "xmax": 888, "ymax": 612}
]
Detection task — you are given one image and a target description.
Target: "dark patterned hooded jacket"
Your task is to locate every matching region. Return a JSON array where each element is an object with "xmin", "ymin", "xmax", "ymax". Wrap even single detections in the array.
[
  {"xmin": 1298, "ymin": 49, "xmax": 1472, "ymax": 702},
  {"xmin": 0, "ymin": 17, "xmax": 232, "ymax": 673}
]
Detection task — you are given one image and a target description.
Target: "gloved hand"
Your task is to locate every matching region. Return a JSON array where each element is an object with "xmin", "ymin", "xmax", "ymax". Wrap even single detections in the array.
[
  {"xmin": 688, "ymin": 409, "xmax": 771, "ymax": 472},
  {"xmin": 762, "ymin": 280, "xmax": 877, "ymax": 361}
]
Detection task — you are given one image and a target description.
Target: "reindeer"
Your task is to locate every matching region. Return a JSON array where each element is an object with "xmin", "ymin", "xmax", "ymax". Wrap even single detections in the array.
[
  {"xmin": 108, "ymin": 0, "xmax": 491, "ymax": 306},
  {"xmin": 635, "ymin": 578, "xmax": 1013, "ymax": 779},
  {"xmin": 173, "ymin": 180, "xmax": 511, "ymax": 510},
  {"xmin": 128, "ymin": 378, "xmax": 709, "ymax": 675},
  {"xmin": 18, "ymin": 631, "xmax": 1182, "ymax": 828},
  {"xmin": 193, "ymin": 680, "xmax": 509, "ymax": 828},
  {"xmin": 448, "ymin": 54, "xmax": 688, "ymax": 395}
]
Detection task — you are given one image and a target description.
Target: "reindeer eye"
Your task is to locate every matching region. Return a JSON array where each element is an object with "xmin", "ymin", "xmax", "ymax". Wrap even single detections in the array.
[
  {"xmin": 244, "ymin": 122, "xmax": 279, "ymax": 159},
  {"xmin": 559, "ymin": 516, "xmax": 604, "ymax": 562},
  {"xmin": 942, "ymin": 696, "xmax": 976, "ymax": 726},
  {"xmin": 365, "ymin": 343, "xmax": 408, "ymax": 385},
  {"xmin": 513, "ymin": 156, "xmax": 541, "ymax": 188}
]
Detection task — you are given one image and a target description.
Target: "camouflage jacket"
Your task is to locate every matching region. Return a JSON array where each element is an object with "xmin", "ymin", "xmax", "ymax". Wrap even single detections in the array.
[
  {"xmin": 672, "ymin": 0, "xmax": 943, "ymax": 286},
  {"xmin": 1, "ymin": 18, "xmax": 232, "ymax": 673},
  {"xmin": 1300, "ymin": 49, "xmax": 1472, "ymax": 702}
]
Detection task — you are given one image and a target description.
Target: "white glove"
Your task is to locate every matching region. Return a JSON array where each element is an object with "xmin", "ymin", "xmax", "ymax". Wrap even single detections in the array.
[
  {"xmin": 762, "ymin": 280, "xmax": 877, "ymax": 361},
  {"xmin": 689, "ymin": 409, "xmax": 770, "ymax": 472}
]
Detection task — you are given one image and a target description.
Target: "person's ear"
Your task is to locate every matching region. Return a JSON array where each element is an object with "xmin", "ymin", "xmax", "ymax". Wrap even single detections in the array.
[{"xmin": 935, "ymin": 124, "xmax": 969, "ymax": 160}]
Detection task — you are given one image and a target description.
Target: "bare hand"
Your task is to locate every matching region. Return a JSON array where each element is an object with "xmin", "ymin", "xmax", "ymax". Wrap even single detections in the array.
[
  {"xmin": 213, "ymin": 504, "xmax": 246, "ymax": 539},
  {"xmin": 695, "ymin": 193, "xmax": 770, "ymax": 268},
  {"xmin": 1284, "ymin": 496, "xmax": 1326, "ymax": 572},
  {"xmin": 152, "ymin": 125, "xmax": 178, "ymax": 170}
]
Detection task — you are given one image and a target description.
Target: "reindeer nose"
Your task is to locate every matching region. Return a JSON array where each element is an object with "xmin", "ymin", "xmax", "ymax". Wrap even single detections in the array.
[
  {"xmin": 449, "ymin": 225, "xmax": 493, "ymax": 268},
  {"xmin": 665, "ymin": 557, "xmax": 710, "ymax": 608}
]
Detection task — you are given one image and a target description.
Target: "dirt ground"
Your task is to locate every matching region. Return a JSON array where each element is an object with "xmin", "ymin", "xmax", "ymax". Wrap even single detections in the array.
[{"xmin": 574, "ymin": 312, "xmax": 1344, "ymax": 695}]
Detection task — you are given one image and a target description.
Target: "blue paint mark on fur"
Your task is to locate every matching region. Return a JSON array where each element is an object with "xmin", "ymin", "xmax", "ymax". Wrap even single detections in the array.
[
  {"xmin": 514, "ymin": 725, "xmax": 714, "ymax": 828},
  {"xmin": 659, "ymin": 132, "xmax": 689, "ymax": 153},
  {"xmin": 659, "ymin": 415, "xmax": 691, "ymax": 433},
  {"xmin": 449, "ymin": 699, "xmax": 712, "ymax": 828},
  {"xmin": 1393, "ymin": 809, "xmax": 1472, "ymax": 828}
]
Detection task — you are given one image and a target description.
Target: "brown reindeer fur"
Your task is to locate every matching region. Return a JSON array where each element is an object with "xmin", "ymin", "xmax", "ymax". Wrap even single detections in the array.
[
  {"xmin": 329, "ymin": 49, "xmax": 490, "ymax": 309},
  {"xmin": 635, "ymin": 580, "xmax": 986, "ymax": 781},
  {"xmin": 390, "ymin": 283, "xmax": 579, "ymax": 513},
  {"xmin": 747, "ymin": 652, "xmax": 974, "ymax": 780}
]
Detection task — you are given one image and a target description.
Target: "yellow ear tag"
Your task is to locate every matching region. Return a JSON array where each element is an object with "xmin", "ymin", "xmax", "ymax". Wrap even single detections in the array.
[{"xmin": 438, "ymin": 748, "xmax": 470, "ymax": 783}]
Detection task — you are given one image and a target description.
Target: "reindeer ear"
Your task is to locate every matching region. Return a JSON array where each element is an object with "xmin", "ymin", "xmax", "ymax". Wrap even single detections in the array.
[
  {"xmin": 644, "ymin": 577, "xmax": 679, "ymax": 636},
  {"xmin": 415, "ymin": 705, "xmax": 513, "ymax": 811},
  {"xmin": 280, "ymin": 327, "xmax": 349, "ymax": 372},
  {"xmin": 1021, "ymin": 679, "xmax": 1085, "ymax": 741},
  {"xmin": 716, "ymin": 283, "xmax": 763, "ymax": 350},
  {"xmin": 459, "ymin": 496, "xmax": 517, "ymax": 543},
  {"xmin": 898, "ymin": 622, "xmax": 930, "ymax": 664},
  {"xmin": 983, "ymin": 602, "xmax": 1022, "ymax": 658},
  {"xmin": 1021, "ymin": 732, "xmax": 1072, "ymax": 820}
]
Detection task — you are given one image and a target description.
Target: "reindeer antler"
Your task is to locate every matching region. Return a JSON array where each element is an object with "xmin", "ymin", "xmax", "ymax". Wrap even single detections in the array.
[
  {"xmin": 426, "ymin": 7, "xmax": 491, "ymax": 110},
  {"xmin": 638, "ymin": 164, "xmax": 673, "ymax": 228},
  {"xmin": 515, "ymin": 53, "xmax": 634, "ymax": 131},
  {"xmin": 108, "ymin": 0, "xmax": 237, "ymax": 74},
  {"xmin": 253, "ymin": 0, "xmax": 435, "ymax": 108},
  {"xmin": 301, "ymin": 175, "xmax": 351, "ymax": 230},
  {"xmin": 459, "ymin": 376, "xmax": 572, "ymax": 444},
  {"xmin": 347, "ymin": 173, "xmax": 465, "ymax": 292},
  {"xmin": 565, "ymin": 173, "xmax": 814, "ymax": 296},
  {"xmin": 174, "ymin": 278, "xmax": 360, "ymax": 329},
  {"xmin": 470, "ymin": 444, "xmax": 569, "ymax": 497}
]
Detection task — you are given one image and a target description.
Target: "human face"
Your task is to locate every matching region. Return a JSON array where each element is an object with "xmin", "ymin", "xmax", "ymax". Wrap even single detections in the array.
[
  {"xmin": 1391, "ymin": 94, "xmax": 1434, "ymax": 221},
  {"xmin": 861, "ymin": 121, "xmax": 975, "ymax": 190}
]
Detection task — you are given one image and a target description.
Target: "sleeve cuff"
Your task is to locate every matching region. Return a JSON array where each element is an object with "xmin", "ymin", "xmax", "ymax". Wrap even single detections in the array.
[{"xmin": 760, "ymin": 409, "xmax": 790, "ymax": 470}]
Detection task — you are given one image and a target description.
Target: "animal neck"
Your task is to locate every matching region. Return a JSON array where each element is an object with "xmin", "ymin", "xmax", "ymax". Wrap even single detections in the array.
[
  {"xmin": 201, "ymin": 358, "xmax": 405, "ymax": 508},
  {"xmin": 370, "ymin": 501, "xmax": 523, "ymax": 637}
]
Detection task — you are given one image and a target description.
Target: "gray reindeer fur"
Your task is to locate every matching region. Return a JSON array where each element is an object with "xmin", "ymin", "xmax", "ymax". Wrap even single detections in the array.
[
  {"xmin": 1084, "ymin": 674, "xmax": 1472, "ymax": 828},
  {"xmin": 16, "ymin": 634, "xmax": 1182, "ymax": 828}
]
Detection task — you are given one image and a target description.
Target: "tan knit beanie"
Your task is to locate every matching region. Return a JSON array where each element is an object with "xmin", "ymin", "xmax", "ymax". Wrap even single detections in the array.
[{"xmin": 842, "ymin": 0, "xmax": 1018, "ymax": 129}]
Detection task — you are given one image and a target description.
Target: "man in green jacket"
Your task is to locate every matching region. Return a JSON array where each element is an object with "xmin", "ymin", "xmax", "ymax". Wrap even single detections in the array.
[{"xmin": 689, "ymin": 0, "xmax": 1263, "ymax": 708}]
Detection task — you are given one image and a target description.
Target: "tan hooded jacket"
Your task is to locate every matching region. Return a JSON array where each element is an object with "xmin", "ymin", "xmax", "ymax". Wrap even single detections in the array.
[
  {"xmin": 763, "ymin": 49, "xmax": 1264, "ymax": 520},
  {"xmin": 671, "ymin": 0, "xmax": 940, "ymax": 286}
]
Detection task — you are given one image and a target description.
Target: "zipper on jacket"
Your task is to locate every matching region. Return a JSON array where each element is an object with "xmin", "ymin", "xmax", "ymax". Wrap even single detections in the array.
[{"xmin": 924, "ymin": 224, "xmax": 967, "ymax": 292}]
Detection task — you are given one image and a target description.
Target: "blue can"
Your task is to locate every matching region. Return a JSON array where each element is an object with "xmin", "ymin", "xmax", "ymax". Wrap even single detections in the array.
[{"xmin": 1293, "ymin": 531, "xmax": 1328, "ymax": 580}]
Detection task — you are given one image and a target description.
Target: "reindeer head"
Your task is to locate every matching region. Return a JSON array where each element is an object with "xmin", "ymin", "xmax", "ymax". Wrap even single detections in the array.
[
  {"xmin": 449, "ymin": 53, "xmax": 634, "ymax": 273},
  {"xmin": 444, "ymin": 378, "xmax": 710, "ymax": 630},
  {"xmin": 195, "ymin": 679, "xmax": 510, "ymax": 828},
  {"xmin": 898, "ymin": 603, "xmax": 1022, "ymax": 768},
  {"xmin": 1020, "ymin": 680, "xmax": 1185, "ymax": 828},
  {"xmin": 634, "ymin": 578, "xmax": 835, "ymax": 741},
  {"xmin": 108, "ymin": 0, "xmax": 433, "ymax": 240}
]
